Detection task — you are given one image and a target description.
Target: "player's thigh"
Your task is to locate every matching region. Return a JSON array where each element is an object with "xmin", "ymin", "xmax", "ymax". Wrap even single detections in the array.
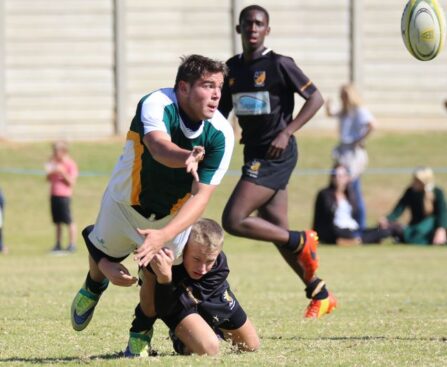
[
  {"xmin": 258, "ymin": 188, "xmax": 289, "ymax": 228},
  {"xmin": 139, "ymin": 267, "xmax": 157, "ymax": 316},
  {"xmin": 223, "ymin": 179, "xmax": 276, "ymax": 220},
  {"xmin": 175, "ymin": 313, "xmax": 220, "ymax": 356},
  {"xmin": 221, "ymin": 317, "xmax": 260, "ymax": 352}
]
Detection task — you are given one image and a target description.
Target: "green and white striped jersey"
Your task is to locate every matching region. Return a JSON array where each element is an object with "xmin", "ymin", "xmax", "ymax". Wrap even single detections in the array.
[{"xmin": 108, "ymin": 88, "xmax": 234, "ymax": 216}]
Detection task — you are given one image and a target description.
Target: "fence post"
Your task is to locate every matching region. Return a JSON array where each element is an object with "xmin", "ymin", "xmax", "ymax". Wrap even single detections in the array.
[
  {"xmin": 350, "ymin": 0, "xmax": 364, "ymax": 90},
  {"xmin": 231, "ymin": 0, "xmax": 242, "ymax": 55},
  {"xmin": 0, "ymin": 0, "xmax": 6, "ymax": 138},
  {"xmin": 114, "ymin": 0, "xmax": 128, "ymax": 135}
]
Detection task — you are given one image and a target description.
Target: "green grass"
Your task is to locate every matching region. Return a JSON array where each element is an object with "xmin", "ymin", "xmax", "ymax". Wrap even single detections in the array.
[{"xmin": 1, "ymin": 131, "xmax": 447, "ymax": 366}]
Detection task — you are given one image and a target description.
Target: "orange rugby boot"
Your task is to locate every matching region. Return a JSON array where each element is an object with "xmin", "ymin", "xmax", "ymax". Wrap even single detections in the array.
[
  {"xmin": 297, "ymin": 230, "xmax": 319, "ymax": 282},
  {"xmin": 304, "ymin": 292, "xmax": 337, "ymax": 319}
]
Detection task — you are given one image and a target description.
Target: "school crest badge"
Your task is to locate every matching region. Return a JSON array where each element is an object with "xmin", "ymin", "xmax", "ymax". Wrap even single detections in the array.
[
  {"xmin": 254, "ymin": 71, "xmax": 266, "ymax": 87},
  {"xmin": 245, "ymin": 159, "xmax": 261, "ymax": 179}
]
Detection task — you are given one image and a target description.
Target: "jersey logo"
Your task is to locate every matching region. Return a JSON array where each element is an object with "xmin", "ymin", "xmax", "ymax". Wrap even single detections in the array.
[
  {"xmin": 244, "ymin": 159, "xmax": 261, "ymax": 179},
  {"xmin": 254, "ymin": 71, "xmax": 266, "ymax": 87},
  {"xmin": 223, "ymin": 290, "xmax": 236, "ymax": 310},
  {"xmin": 232, "ymin": 92, "xmax": 271, "ymax": 115},
  {"xmin": 229, "ymin": 78, "xmax": 235, "ymax": 87}
]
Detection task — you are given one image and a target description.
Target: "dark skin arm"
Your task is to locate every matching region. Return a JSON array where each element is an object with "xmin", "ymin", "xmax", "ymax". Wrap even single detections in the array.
[{"xmin": 266, "ymin": 89, "xmax": 324, "ymax": 159}]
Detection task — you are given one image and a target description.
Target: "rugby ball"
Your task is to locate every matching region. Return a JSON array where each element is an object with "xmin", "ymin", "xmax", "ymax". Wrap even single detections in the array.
[{"xmin": 401, "ymin": 0, "xmax": 446, "ymax": 61}]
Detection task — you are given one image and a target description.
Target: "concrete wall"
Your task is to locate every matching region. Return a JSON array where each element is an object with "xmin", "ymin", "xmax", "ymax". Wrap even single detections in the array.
[{"xmin": 0, "ymin": 0, "xmax": 446, "ymax": 140}]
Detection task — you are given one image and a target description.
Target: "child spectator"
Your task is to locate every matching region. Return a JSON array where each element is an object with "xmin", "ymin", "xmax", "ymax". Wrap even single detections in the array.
[{"xmin": 45, "ymin": 141, "xmax": 78, "ymax": 252}]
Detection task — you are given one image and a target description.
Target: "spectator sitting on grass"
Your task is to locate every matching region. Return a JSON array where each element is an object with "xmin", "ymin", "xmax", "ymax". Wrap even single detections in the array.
[
  {"xmin": 379, "ymin": 167, "xmax": 447, "ymax": 245},
  {"xmin": 313, "ymin": 163, "xmax": 392, "ymax": 246}
]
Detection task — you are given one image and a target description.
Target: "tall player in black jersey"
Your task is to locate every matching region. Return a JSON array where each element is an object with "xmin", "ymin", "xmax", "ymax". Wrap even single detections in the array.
[{"xmin": 219, "ymin": 5, "xmax": 336, "ymax": 318}]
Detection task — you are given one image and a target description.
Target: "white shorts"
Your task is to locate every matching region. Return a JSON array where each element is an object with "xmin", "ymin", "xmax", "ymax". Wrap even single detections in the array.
[{"xmin": 88, "ymin": 188, "xmax": 190, "ymax": 265}]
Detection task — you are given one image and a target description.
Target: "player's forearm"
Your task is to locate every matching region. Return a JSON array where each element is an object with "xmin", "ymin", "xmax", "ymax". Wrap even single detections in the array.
[
  {"xmin": 161, "ymin": 189, "xmax": 212, "ymax": 241},
  {"xmin": 148, "ymin": 139, "xmax": 192, "ymax": 168}
]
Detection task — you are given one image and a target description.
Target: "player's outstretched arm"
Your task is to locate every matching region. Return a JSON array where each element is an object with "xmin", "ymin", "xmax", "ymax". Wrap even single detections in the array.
[
  {"xmin": 135, "ymin": 182, "xmax": 216, "ymax": 267},
  {"xmin": 143, "ymin": 131, "xmax": 204, "ymax": 171}
]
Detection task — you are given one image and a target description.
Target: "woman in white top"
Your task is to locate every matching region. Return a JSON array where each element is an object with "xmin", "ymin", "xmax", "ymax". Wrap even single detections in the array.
[
  {"xmin": 326, "ymin": 84, "xmax": 375, "ymax": 231},
  {"xmin": 313, "ymin": 164, "xmax": 390, "ymax": 245}
]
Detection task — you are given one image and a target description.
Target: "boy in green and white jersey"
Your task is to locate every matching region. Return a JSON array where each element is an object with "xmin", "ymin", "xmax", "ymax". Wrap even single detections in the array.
[{"xmin": 70, "ymin": 55, "xmax": 234, "ymax": 355}]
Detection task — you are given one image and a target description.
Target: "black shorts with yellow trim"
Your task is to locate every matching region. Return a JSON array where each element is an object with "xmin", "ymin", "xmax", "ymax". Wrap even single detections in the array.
[
  {"xmin": 242, "ymin": 136, "xmax": 298, "ymax": 191},
  {"xmin": 160, "ymin": 287, "xmax": 247, "ymax": 332}
]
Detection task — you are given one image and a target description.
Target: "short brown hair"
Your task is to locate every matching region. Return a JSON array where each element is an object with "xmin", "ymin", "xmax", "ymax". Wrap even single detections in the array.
[
  {"xmin": 189, "ymin": 218, "xmax": 224, "ymax": 252},
  {"xmin": 174, "ymin": 54, "xmax": 228, "ymax": 90}
]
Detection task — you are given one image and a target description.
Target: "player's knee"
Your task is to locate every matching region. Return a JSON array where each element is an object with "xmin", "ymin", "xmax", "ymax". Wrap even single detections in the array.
[
  {"xmin": 246, "ymin": 335, "xmax": 261, "ymax": 352},
  {"xmin": 221, "ymin": 212, "xmax": 242, "ymax": 235},
  {"xmin": 196, "ymin": 335, "xmax": 220, "ymax": 356},
  {"xmin": 203, "ymin": 339, "xmax": 220, "ymax": 356},
  {"xmin": 236, "ymin": 334, "xmax": 260, "ymax": 352}
]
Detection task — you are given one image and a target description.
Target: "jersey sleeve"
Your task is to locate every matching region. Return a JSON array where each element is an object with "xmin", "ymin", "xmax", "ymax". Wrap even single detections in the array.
[
  {"xmin": 279, "ymin": 56, "xmax": 318, "ymax": 100},
  {"xmin": 387, "ymin": 188, "xmax": 412, "ymax": 222},
  {"xmin": 198, "ymin": 113, "xmax": 234, "ymax": 185},
  {"xmin": 139, "ymin": 91, "xmax": 171, "ymax": 136}
]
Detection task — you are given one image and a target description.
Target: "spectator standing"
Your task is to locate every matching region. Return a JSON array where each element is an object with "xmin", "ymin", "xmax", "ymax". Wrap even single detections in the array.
[{"xmin": 45, "ymin": 141, "xmax": 78, "ymax": 252}]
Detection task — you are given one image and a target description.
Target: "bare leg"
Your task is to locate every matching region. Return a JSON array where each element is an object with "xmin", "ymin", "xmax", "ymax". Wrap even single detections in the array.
[
  {"xmin": 257, "ymin": 189, "xmax": 311, "ymax": 283},
  {"xmin": 222, "ymin": 179, "xmax": 289, "ymax": 244},
  {"xmin": 175, "ymin": 314, "xmax": 220, "ymax": 355},
  {"xmin": 68, "ymin": 222, "xmax": 77, "ymax": 246},
  {"xmin": 55, "ymin": 223, "xmax": 62, "ymax": 246},
  {"xmin": 221, "ymin": 318, "xmax": 259, "ymax": 352},
  {"xmin": 139, "ymin": 267, "xmax": 157, "ymax": 317},
  {"xmin": 223, "ymin": 179, "xmax": 313, "ymax": 284}
]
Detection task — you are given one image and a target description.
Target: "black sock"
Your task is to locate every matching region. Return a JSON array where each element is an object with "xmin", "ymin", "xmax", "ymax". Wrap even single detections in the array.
[
  {"xmin": 85, "ymin": 272, "xmax": 109, "ymax": 295},
  {"xmin": 283, "ymin": 231, "xmax": 306, "ymax": 253},
  {"xmin": 305, "ymin": 278, "xmax": 329, "ymax": 300},
  {"xmin": 130, "ymin": 304, "xmax": 157, "ymax": 333}
]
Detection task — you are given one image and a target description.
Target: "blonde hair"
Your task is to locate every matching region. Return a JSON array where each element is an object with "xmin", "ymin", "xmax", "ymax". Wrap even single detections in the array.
[
  {"xmin": 52, "ymin": 140, "xmax": 69, "ymax": 153},
  {"xmin": 341, "ymin": 83, "xmax": 364, "ymax": 114},
  {"xmin": 189, "ymin": 218, "xmax": 224, "ymax": 252},
  {"xmin": 413, "ymin": 166, "xmax": 435, "ymax": 214}
]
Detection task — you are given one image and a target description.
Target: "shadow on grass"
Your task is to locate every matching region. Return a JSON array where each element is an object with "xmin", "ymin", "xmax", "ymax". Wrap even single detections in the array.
[
  {"xmin": 265, "ymin": 335, "xmax": 447, "ymax": 342},
  {"xmin": 0, "ymin": 352, "xmax": 118, "ymax": 364},
  {"xmin": 0, "ymin": 349, "xmax": 176, "ymax": 364}
]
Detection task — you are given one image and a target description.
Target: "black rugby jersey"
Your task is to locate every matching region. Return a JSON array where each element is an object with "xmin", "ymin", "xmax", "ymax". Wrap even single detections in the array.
[
  {"xmin": 155, "ymin": 251, "xmax": 230, "ymax": 314},
  {"xmin": 219, "ymin": 49, "xmax": 317, "ymax": 150}
]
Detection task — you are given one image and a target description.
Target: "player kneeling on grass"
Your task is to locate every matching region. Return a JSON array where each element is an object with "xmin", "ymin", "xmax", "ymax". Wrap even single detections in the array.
[{"xmin": 129, "ymin": 218, "xmax": 260, "ymax": 356}]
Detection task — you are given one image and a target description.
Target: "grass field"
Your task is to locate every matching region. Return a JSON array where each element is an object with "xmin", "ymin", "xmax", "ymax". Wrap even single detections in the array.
[{"xmin": 1, "ymin": 131, "xmax": 447, "ymax": 366}]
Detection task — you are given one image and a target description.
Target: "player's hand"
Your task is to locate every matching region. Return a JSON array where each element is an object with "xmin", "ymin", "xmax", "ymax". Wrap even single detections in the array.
[
  {"xmin": 134, "ymin": 228, "xmax": 169, "ymax": 267},
  {"xmin": 266, "ymin": 131, "xmax": 289, "ymax": 159},
  {"xmin": 98, "ymin": 258, "xmax": 137, "ymax": 287},
  {"xmin": 185, "ymin": 146, "xmax": 205, "ymax": 182},
  {"xmin": 433, "ymin": 227, "xmax": 446, "ymax": 245},
  {"xmin": 150, "ymin": 248, "xmax": 175, "ymax": 284},
  {"xmin": 378, "ymin": 217, "xmax": 389, "ymax": 229}
]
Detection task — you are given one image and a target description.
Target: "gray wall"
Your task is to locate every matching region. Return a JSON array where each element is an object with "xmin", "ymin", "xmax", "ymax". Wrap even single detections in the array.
[{"xmin": 0, "ymin": 0, "xmax": 446, "ymax": 140}]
